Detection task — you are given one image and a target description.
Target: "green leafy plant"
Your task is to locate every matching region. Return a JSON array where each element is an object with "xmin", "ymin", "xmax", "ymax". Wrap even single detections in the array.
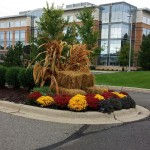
[
  {"xmin": 0, "ymin": 66, "xmax": 7, "ymax": 88},
  {"xmin": 18, "ymin": 67, "xmax": 35, "ymax": 90},
  {"xmin": 32, "ymin": 86, "xmax": 53, "ymax": 95},
  {"xmin": 5, "ymin": 67, "xmax": 21, "ymax": 88},
  {"xmin": 109, "ymin": 98, "xmax": 122, "ymax": 110}
]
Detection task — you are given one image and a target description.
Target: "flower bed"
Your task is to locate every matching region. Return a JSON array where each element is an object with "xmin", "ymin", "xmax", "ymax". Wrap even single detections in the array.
[{"xmin": 26, "ymin": 90, "xmax": 136, "ymax": 113}]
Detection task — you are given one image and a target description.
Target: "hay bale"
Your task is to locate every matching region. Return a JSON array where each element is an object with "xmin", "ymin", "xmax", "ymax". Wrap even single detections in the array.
[
  {"xmin": 85, "ymin": 86, "xmax": 108, "ymax": 94},
  {"xmin": 59, "ymin": 87, "xmax": 86, "ymax": 96},
  {"xmin": 81, "ymin": 73, "xmax": 94, "ymax": 90},
  {"xmin": 56, "ymin": 71, "xmax": 94, "ymax": 89}
]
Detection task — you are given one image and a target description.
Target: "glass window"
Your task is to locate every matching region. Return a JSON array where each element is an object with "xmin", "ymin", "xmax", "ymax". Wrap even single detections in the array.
[
  {"xmin": 101, "ymin": 40, "xmax": 108, "ymax": 54},
  {"xmin": 0, "ymin": 42, "xmax": 4, "ymax": 50},
  {"xmin": 110, "ymin": 40, "xmax": 121, "ymax": 55},
  {"xmin": 15, "ymin": 31, "xmax": 20, "ymax": 41},
  {"xmin": 143, "ymin": 17, "xmax": 147, "ymax": 24},
  {"xmin": 101, "ymin": 25, "xmax": 109, "ymax": 39},
  {"xmin": 0, "ymin": 32, "xmax": 4, "ymax": 42},
  {"xmin": 20, "ymin": 20, "xmax": 26, "ymax": 26},
  {"xmin": 110, "ymin": 24, "xmax": 122, "ymax": 38},
  {"xmin": 0, "ymin": 22, "xmax": 6, "ymax": 28},
  {"xmin": 20, "ymin": 30, "xmax": 25, "ymax": 41},
  {"xmin": 15, "ymin": 21, "xmax": 20, "ymax": 27},
  {"xmin": 10, "ymin": 21, "xmax": 14, "ymax": 27}
]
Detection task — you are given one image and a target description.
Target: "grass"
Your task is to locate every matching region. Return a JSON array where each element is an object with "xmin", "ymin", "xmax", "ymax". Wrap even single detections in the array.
[{"xmin": 94, "ymin": 71, "xmax": 150, "ymax": 89}]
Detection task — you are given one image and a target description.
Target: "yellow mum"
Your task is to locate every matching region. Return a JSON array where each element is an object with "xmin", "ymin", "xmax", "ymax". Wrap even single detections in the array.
[
  {"xmin": 36, "ymin": 96, "xmax": 54, "ymax": 107},
  {"xmin": 68, "ymin": 94, "xmax": 87, "ymax": 111},
  {"xmin": 112, "ymin": 92, "xmax": 126, "ymax": 98},
  {"xmin": 94, "ymin": 94, "xmax": 105, "ymax": 100}
]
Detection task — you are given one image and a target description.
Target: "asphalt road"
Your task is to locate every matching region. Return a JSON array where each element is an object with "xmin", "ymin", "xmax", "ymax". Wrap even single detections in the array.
[{"xmin": 0, "ymin": 92, "xmax": 150, "ymax": 150}]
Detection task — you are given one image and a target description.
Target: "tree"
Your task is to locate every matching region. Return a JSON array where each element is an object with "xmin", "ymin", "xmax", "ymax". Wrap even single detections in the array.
[
  {"xmin": 118, "ymin": 42, "xmax": 133, "ymax": 69},
  {"xmin": 76, "ymin": 7, "xmax": 101, "ymax": 60},
  {"xmin": 3, "ymin": 41, "xmax": 24, "ymax": 67},
  {"xmin": 63, "ymin": 22, "xmax": 78, "ymax": 45},
  {"xmin": 138, "ymin": 34, "xmax": 150, "ymax": 70},
  {"xmin": 37, "ymin": 2, "xmax": 67, "ymax": 41}
]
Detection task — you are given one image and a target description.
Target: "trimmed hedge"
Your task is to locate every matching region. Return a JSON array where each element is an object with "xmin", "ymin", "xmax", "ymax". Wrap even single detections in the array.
[
  {"xmin": 5, "ymin": 67, "xmax": 21, "ymax": 88},
  {"xmin": 18, "ymin": 67, "xmax": 35, "ymax": 90},
  {"xmin": 0, "ymin": 66, "xmax": 7, "ymax": 87}
]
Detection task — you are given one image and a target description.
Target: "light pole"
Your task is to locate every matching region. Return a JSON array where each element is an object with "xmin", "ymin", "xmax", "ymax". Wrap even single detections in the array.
[{"xmin": 128, "ymin": 14, "xmax": 132, "ymax": 71}]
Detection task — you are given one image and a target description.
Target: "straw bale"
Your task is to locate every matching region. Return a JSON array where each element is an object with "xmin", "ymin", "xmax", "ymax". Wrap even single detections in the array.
[
  {"xmin": 59, "ymin": 87, "xmax": 86, "ymax": 96},
  {"xmin": 56, "ymin": 71, "xmax": 94, "ymax": 89},
  {"xmin": 85, "ymin": 86, "xmax": 108, "ymax": 94},
  {"xmin": 81, "ymin": 73, "xmax": 94, "ymax": 89}
]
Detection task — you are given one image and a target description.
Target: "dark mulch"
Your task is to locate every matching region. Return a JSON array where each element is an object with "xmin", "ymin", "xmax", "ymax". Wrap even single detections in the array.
[{"xmin": 0, "ymin": 87, "xmax": 30, "ymax": 104}]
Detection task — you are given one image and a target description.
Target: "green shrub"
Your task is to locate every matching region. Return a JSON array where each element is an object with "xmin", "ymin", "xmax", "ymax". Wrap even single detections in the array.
[
  {"xmin": 0, "ymin": 66, "xmax": 7, "ymax": 87},
  {"xmin": 32, "ymin": 86, "xmax": 54, "ymax": 95},
  {"xmin": 120, "ymin": 95, "xmax": 136, "ymax": 109},
  {"xmin": 99, "ymin": 100, "xmax": 114, "ymax": 114},
  {"xmin": 6, "ymin": 67, "xmax": 21, "ymax": 88},
  {"xmin": 18, "ymin": 67, "xmax": 35, "ymax": 90},
  {"xmin": 109, "ymin": 98, "xmax": 122, "ymax": 110}
]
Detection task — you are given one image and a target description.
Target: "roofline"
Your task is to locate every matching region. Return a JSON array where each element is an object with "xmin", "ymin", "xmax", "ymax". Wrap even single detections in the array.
[
  {"xmin": 99, "ymin": 1, "xmax": 137, "ymax": 8},
  {"xmin": 137, "ymin": 8, "xmax": 150, "ymax": 13},
  {"xmin": 64, "ymin": 5, "xmax": 99, "ymax": 11},
  {"xmin": 0, "ymin": 14, "xmax": 31, "ymax": 20}
]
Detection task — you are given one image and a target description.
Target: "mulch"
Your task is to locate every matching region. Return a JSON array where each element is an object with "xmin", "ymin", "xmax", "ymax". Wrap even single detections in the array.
[{"xmin": 0, "ymin": 87, "xmax": 30, "ymax": 104}]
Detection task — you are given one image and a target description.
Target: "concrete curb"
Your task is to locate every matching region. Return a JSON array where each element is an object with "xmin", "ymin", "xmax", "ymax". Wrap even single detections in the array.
[
  {"xmin": 0, "ymin": 100, "xmax": 149, "ymax": 124},
  {"xmin": 95, "ymin": 85, "xmax": 150, "ymax": 94}
]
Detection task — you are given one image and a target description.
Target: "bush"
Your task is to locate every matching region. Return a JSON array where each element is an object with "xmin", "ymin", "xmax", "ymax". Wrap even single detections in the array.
[
  {"xmin": 99, "ymin": 100, "xmax": 114, "ymax": 114},
  {"xmin": 0, "ymin": 66, "xmax": 7, "ymax": 88},
  {"xmin": 109, "ymin": 98, "xmax": 122, "ymax": 110},
  {"xmin": 18, "ymin": 67, "xmax": 35, "ymax": 90},
  {"xmin": 120, "ymin": 95, "xmax": 136, "ymax": 109},
  {"xmin": 32, "ymin": 86, "xmax": 54, "ymax": 95},
  {"xmin": 5, "ymin": 67, "xmax": 21, "ymax": 88}
]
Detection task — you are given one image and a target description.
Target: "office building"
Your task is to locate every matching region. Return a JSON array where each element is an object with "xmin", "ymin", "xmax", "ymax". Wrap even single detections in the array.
[{"xmin": 0, "ymin": 1, "xmax": 150, "ymax": 69}]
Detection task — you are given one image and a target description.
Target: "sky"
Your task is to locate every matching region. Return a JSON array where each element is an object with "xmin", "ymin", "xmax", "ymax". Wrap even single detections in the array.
[{"xmin": 0, "ymin": 0, "xmax": 150, "ymax": 17}]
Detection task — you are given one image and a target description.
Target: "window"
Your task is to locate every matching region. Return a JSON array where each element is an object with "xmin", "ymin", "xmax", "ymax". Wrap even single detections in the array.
[
  {"xmin": 15, "ymin": 21, "xmax": 20, "ymax": 27},
  {"xmin": 101, "ymin": 25, "xmax": 109, "ymax": 39},
  {"xmin": 10, "ymin": 21, "xmax": 14, "ymax": 27},
  {"xmin": 15, "ymin": 31, "xmax": 20, "ymax": 41},
  {"xmin": 20, "ymin": 30, "xmax": 25, "ymax": 41},
  {"xmin": 110, "ymin": 24, "xmax": 122, "ymax": 38},
  {"xmin": 20, "ymin": 20, "xmax": 26, "ymax": 26},
  {"xmin": 0, "ymin": 32, "xmax": 4, "ymax": 42}
]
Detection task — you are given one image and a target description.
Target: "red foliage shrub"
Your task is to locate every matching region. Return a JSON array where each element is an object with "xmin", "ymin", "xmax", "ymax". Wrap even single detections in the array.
[
  {"xmin": 102, "ymin": 92, "xmax": 119, "ymax": 99},
  {"xmin": 27, "ymin": 92, "xmax": 42, "ymax": 100},
  {"xmin": 54, "ymin": 95, "xmax": 71, "ymax": 108},
  {"xmin": 86, "ymin": 94, "xmax": 99, "ymax": 110}
]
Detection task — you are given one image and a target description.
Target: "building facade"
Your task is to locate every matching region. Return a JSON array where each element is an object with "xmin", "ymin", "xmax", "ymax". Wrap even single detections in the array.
[{"xmin": 0, "ymin": 1, "xmax": 150, "ymax": 68}]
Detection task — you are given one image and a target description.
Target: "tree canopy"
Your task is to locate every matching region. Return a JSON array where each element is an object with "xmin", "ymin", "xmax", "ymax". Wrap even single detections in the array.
[{"xmin": 138, "ymin": 34, "xmax": 150, "ymax": 70}]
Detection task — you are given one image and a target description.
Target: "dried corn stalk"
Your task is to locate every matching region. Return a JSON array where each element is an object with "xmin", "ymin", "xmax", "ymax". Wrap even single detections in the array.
[{"xmin": 65, "ymin": 44, "xmax": 91, "ymax": 72}]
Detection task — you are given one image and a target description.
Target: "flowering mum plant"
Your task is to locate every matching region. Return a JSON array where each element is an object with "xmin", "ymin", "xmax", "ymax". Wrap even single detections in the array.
[
  {"xmin": 86, "ymin": 94, "xmax": 100, "ymax": 110},
  {"xmin": 54, "ymin": 95, "xmax": 71, "ymax": 108},
  {"xmin": 68, "ymin": 94, "xmax": 87, "ymax": 111},
  {"xmin": 102, "ymin": 91, "xmax": 119, "ymax": 99},
  {"xmin": 112, "ymin": 92, "xmax": 127, "ymax": 98},
  {"xmin": 94, "ymin": 94, "xmax": 105, "ymax": 100},
  {"xmin": 36, "ymin": 96, "xmax": 54, "ymax": 107},
  {"xmin": 27, "ymin": 91, "xmax": 42, "ymax": 100}
]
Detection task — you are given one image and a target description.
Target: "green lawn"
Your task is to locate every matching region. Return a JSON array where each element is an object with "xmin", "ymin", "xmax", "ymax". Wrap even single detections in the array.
[{"xmin": 94, "ymin": 71, "xmax": 150, "ymax": 89}]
